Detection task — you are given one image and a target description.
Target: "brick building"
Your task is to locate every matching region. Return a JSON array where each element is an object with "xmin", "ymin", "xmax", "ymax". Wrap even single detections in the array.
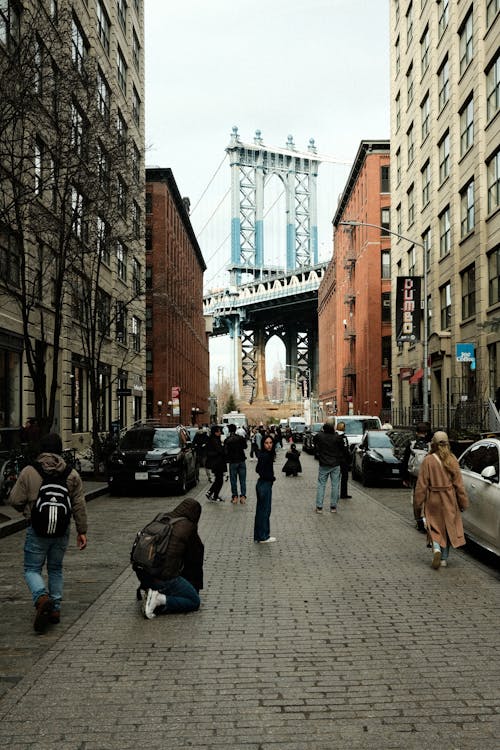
[
  {"xmin": 318, "ymin": 141, "xmax": 391, "ymax": 417},
  {"xmin": 145, "ymin": 168, "xmax": 209, "ymax": 425}
]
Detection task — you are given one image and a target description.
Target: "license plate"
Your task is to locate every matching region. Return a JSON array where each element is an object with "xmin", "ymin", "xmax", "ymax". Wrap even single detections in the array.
[
  {"xmin": 134, "ymin": 471, "xmax": 148, "ymax": 480},
  {"xmin": 392, "ymin": 469, "xmax": 400, "ymax": 475}
]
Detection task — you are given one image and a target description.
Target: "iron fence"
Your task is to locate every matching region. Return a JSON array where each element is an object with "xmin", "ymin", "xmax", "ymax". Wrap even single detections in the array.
[{"xmin": 387, "ymin": 401, "xmax": 491, "ymax": 435}]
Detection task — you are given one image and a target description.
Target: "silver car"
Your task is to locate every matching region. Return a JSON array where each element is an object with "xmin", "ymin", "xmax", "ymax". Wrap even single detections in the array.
[{"xmin": 458, "ymin": 438, "xmax": 500, "ymax": 556}]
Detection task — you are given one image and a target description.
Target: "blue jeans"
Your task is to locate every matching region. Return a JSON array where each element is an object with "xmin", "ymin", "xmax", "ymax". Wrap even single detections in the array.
[
  {"xmin": 229, "ymin": 461, "xmax": 247, "ymax": 497},
  {"xmin": 152, "ymin": 576, "xmax": 200, "ymax": 614},
  {"xmin": 254, "ymin": 478, "xmax": 273, "ymax": 541},
  {"xmin": 316, "ymin": 464, "xmax": 340, "ymax": 509},
  {"xmin": 24, "ymin": 525, "xmax": 70, "ymax": 610}
]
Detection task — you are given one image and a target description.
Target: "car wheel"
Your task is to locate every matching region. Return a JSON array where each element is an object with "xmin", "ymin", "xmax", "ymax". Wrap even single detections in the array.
[{"xmin": 178, "ymin": 469, "xmax": 187, "ymax": 495}]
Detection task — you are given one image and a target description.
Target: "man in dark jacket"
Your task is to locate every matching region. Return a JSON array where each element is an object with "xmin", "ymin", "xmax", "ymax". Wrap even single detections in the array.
[
  {"xmin": 141, "ymin": 497, "xmax": 204, "ymax": 619},
  {"xmin": 10, "ymin": 433, "xmax": 87, "ymax": 632},
  {"xmin": 224, "ymin": 423, "xmax": 247, "ymax": 503},
  {"xmin": 314, "ymin": 417, "xmax": 347, "ymax": 513}
]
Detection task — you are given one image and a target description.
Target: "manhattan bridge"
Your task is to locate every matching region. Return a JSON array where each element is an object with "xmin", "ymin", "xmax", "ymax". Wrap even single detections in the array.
[{"xmin": 201, "ymin": 127, "xmax": 345, "ymax": 408}]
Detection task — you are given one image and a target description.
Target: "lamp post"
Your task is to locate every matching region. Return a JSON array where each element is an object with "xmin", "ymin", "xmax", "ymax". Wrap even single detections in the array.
[
  {"xmin": 191, "ymin": 406, "xmax": 200, "ymax": 425},
  {"xmin": 338, "ymin": 220, "xmax": 429, "ymax": 423},
  {"xmin": 157, "ymin": 400, "xmax": 163, "ymax": 418}
]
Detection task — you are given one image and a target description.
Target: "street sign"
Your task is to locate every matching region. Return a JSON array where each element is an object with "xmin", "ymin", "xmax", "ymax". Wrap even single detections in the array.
[{"xmin": 116, "ymin": 388, "xmax": 132, "ymax": 396}]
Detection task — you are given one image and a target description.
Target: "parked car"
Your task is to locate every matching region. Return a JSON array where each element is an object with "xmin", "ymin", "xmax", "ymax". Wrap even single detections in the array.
[
  {"xmin": 107, "ymin": 424, "xmax": 198, "ymax": 495},
  {"xmin": 303, "ymin": 422, "xmax": 323, "ymax": 454},
  {"xmin": 458, "ymin": 437, "xmax": 500, "ymax": 556},
  {"xmin": 352, "ymin": 429, "xmax": 403, "ymax": 486},
  {"xmin": 334, "ymin": 415, "xmax": 383, "ymax": 452}
]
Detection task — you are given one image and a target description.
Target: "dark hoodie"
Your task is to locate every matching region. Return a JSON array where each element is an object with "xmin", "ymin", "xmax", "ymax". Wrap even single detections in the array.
[{"xmin": 156, "ymin": 498, "xmax": 204, "ymax": 590}]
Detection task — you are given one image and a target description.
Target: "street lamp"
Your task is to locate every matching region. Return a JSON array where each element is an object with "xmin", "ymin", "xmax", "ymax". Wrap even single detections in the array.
[
  {"xmin": 157, "ymin": 400, "xmax": 163, "ymax": 417},
  {"xmin": 191, "ymin": 406, "xmax": 200, "ymax": 425},
  {"xmin": 338, "ymin": 220, "xmax": 429, "ymax": 423}
]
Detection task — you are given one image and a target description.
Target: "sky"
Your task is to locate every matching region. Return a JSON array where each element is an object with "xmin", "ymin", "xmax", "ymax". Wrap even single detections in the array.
[{"xmin": 144, "ymin": 0, "xmax": 391, "ymax": 386}]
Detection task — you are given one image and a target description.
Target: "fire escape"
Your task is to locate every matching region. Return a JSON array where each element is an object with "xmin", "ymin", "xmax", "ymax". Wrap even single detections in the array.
[{"xmin": 342, "ymin": 238, "xmax": 356, "ymax": 402}]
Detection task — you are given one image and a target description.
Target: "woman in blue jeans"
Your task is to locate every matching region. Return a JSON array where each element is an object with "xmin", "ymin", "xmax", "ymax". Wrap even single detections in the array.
[{"xmin": 254, "ymin": 435, "xmax": 277, "ymax": 543}]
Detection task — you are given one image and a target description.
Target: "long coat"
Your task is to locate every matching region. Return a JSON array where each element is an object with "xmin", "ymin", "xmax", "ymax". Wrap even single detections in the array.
[{"xmin": 413, "ymin": 452, "xmax": 469, "ymax": 548}]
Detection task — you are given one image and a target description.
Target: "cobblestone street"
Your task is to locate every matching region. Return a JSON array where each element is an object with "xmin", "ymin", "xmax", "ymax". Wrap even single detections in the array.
[{"xmin": 0, "ymin": 449, "xmax": 499, "ymax": 749}]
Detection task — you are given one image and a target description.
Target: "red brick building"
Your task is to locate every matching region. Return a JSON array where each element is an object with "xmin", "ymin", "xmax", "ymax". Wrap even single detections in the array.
[
  {"xmin": 145, "ymin": 168, "xmax": 209, "ymax": 425},
  {"xmin": 318, "ymin": 141, "xmax": 391, "ymax": 418}
]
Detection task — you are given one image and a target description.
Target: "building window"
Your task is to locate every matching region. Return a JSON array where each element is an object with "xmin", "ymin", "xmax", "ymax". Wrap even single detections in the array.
[
  {"xmin": 0, "ymin": 227, "xmax": 20, "ymax": 287},
  {"xmin": 117, "ymin": 241, "xmax": 127, "ymax": 281},
  {"xmin": 116, "ymin": 301, "xmax": 127, "ymax": 344},
  {"xmin": 422, "ymin": 227, "xmax": 431, "ymax": 272},
  {"xmin": 459, "ymin": 10, "xmax": 473, "ymax": 75},
  {"xmin": 132, "ymin": 257, "xmax": 141, "ymax": 295},
  {"xmin": 395, "ymin": 35, "xmax": 400, "ymax": 74},
  {"xmin": 117, "ymin": 46, "xmax": 127, "ymax": 94},
  {"xmin": 145, "ymin": 226, "xmax": 152, "ymax": 252},
  {"xmin": 421, "ymin": 160, "xmax": 430, "ymax": 207},
  {"xmin": 396, "ymin": 148, "xmax": 401, "ymax": 185},
  {"xmin": 407, "ymin": 122, "xmax": 414, "ymax": 165},
  {"xmin": 71, "ymin": 103, "xmax": 85, "ymax": 157},
  {"xmin": 97, "ymin": 216, "xmax": 110, "ymax": 265},
  {"xmin": 117, "ymin": 176, "xmax": 127, "ymax": 217},
  {"xmin": 132, "ymin": 86, "xmax": 140, "ymax": 126},
  {"xmin": 382, "ymin": 292, "xmax": 391, "ymax": 322},
  {"xmin": 97, "ymin": 68, "xmax": 110, "ymax": 124},
  {"xmin": 486, "ymin": 53, "xmax": 500, "ymax": 121},
  {"xmin": 0, "ymin": 0, "xmax": 20, "ymax": 48},
  {"xmin": 117, "ymin": 0, "xmax": 127, "ymax": 31},
  {"xmin": 406, "ymin": 63, "xmax": 414, "ymax": 106},
  {"xmin": 438, "ymin": 130, "xmax": 450, "ymax": 183},
  {"xmin": 460, "ymin": 179, "xmax": 475, "ymax": 237},
  {"xmin": 132, "ymin": 142, "xmax": 141, "ymax": 183},
  {"xmin": 381, "ymin": 250, "xmax": 391, "ymax": 279},
  {"xmin": 395, "ymin": 91, "xmax": 401, "ymax": 131},
  {"xmin": 406, "ymin": 1, "xmax": 413, "ymax": 46},
  {"xmin": 71, "ymin": 187, "xmax": 84, "ymax": 239},
  {"xmin": 439, "ymin": 206, "xmax": 451, "ymax": 257},
  {"xmin": 96, "ymin": 288, "xmax": 111, "ymax": 335},
  {"xmin": 145, "ymin": 192, "xmax": 153, "ymax": 214},
  {"xmin": 407, "ymin": 184, "xmax": 415, "ymax": 227},
  {"xmin": 381, "ymin": 207, "xmax": 390, "ymax": 235},
  {"xmin": 381, "ymin": 165, "xmax": 390, "ymax": 193},
  {"xmin": 117, "ymin": 109, "xmax": 128, "ymax": 154},
  {"xmin": 396, "ymin": 203, "xmax": 402, "ymax": 236},
  {"xmin": 438, "ymin": 56, "xmax": 450, "ymax": 111},
  {"xmin": 420, "ymin": 25, "xmax": 429, "ymax": 75},
  {"xmin": 132, "ymin": 200, "xmax": 141, "ymax": 239},
  {"xmin": 132, "ymin": 28, "xmax": 140, "ymax": 70},
  {"xmin": 460, "ymin": 96, "xmax": 474, "ymax": 156},
  {"xmin": 408, "ymin": 245, "xmax": 416, "ymax": 276},
  {"xmin": 97, "ymin": 0, "xmax": 110, "ymax": 54},
  {"xmin": 440, "ymin": 282, "xmax": 451, "ymax": 329},
  {"xmin": 487, "ymin": 149, "xmax": 500, "ymax": 213},
  {"xmin": 488, "ymin": 248, "xmax": 500, "ymax": 305},
  {"xmin": 438, "ymin": 0, "xmax": 449, "ymax": 38},
  {"xmin": 34, "ymin": 137, "xmax": 44, "ymax": 196},
  {"xmin": 487, "ymin": 0, "xmax": 499, "ymax": 27},
  {"xmin": 72, "ymin": 16, "xmax": 88, "ymax": 76},
  {"xmin": 145, "ymin": 265, "xmax": 152, "ymax": 288},
  {"xmin": 146, "ymin": 348, "xmax": 152, "ymax": 373},
  {"xmin": 421, "ymin": 93, "xmax": 430, "ymax": 141},
  {"xmin": 131, "ymin": 316, "xmax": 141, "ymax": 353},
  {"xmin": 461, "ymin": 264, "xmax": 476, "ymax": 319},
  {"xmin": 97, "ymin": 142, "xmax": 110, "ymax": 192}
]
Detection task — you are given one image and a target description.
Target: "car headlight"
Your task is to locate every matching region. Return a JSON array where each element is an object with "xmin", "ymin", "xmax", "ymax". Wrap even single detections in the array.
[
  {"xmin": 160, "ymin": 456, "xmax": 178, "ymax": 466},
  {"xmin": 366, "ymin": 450, "xmax": 383, "ymax": 462}
]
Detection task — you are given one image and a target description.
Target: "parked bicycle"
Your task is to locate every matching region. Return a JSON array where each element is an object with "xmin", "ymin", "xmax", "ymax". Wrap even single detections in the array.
[{"xmin": 0, "ymin": 450, "xmax": 27, "ymax": 504}]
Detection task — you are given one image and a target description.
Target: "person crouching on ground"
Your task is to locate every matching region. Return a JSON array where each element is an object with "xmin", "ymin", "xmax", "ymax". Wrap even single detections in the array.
[
  {"xmin": 282, "ymin": 442, "xmax": 302, "ymax": 477},
  {"xmin": 413, "ymin": 431, "xmax": 469, "ymax": 569},
  {"xmin": 140, "ymin": 498, "xmax": 204, "ymax": 619},
  {"xmin": 9, "ymin": 432, "xmax": 87, "ymax": 632},
  {"xmin": 254, "ymin": 435, "xmax": 277, "ymax": 543}
]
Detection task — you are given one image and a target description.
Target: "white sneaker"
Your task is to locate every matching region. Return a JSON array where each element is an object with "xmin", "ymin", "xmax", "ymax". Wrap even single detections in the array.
[
  {"xmin": 143, "ymin": 589, "xmax": 164, "ymax": 619},
  {"xmin": 440, "ymin": 559, "xmax": 448, "ymax": 567},
  {"xmin": 259, "ymin": 537, "xmax": 276, "ymax": 544}
]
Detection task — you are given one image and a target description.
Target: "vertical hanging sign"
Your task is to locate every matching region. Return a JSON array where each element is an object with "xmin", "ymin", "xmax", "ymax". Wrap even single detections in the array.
[{"xmin": 396, "ymin": 276, "xmax": 421, "ymax": 344}]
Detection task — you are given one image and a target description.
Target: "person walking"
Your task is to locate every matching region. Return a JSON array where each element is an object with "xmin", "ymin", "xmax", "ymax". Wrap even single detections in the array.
[
  {"xmin": 224, "ymin": 423, "xmax": 247, "ymax": 504},
  {"xmin": 413, "ymin": 431, "xmax": 469, "ymax": 569},
  {"xmin": 282, "ymin": 442, "xmax": 302, "ymax": 477},
  {"xmin": 335, "ymin": 421, "xmax": 352, "ymax": 499},
  {"xmin": 139, "ymin": 498, "xmax": 204, "ymax": 618},
  {"xmin": 313, "ymin": 417, "xmax": 346, "ymax": 513},
  {"xmin": 205, "ymin": 425, "xmax": 226, "ymax": 502},
  {"xmin": 192, "ymin": 426, "xmax": 211, "ymax": 482},
  {"xmin": 9, "ymin": 433, "xmax": 87, "ymax": 632},
  {"xmin": 254, "ymin": 434, "xmax": 277, "ymax": 543}
]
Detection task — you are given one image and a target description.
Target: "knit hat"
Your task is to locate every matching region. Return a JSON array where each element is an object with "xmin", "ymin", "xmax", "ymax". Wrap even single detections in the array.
[{"xmin": 39, "ymin": 432, "xmax": 63, "ymax": 455}]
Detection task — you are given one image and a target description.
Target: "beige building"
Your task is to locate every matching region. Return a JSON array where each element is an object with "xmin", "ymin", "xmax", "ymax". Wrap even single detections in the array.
[
  {"xmin": 0, "ymin": 0, "xmax": 145, "ymax": 447},
  {"xmin": 389, "ymin": 0, "xmax": 499, "ymax": 428}
]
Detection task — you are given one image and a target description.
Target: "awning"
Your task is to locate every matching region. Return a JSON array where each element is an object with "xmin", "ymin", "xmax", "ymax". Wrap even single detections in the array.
[
  {"xmin": 399, "ymin": 367, "xmax": 412, "ymax": 380},
  {"xmin": 409, "ymin": 367, "xmax": 424, "ymax": 384}
]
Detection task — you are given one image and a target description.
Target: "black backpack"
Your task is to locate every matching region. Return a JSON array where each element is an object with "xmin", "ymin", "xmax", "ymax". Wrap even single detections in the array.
[
  {"xmin": 131, "ymin": 513, "xmax": 185, "ymax": 579},
  {"xmin": 30, "ymin": 464, "xmax": 73, "ymax": 537}
]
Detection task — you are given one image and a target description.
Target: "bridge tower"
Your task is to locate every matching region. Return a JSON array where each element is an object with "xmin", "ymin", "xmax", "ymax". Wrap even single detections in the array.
[{"xmin": 219, "ymin": 128, "xmax": 322, "ymax": 409}]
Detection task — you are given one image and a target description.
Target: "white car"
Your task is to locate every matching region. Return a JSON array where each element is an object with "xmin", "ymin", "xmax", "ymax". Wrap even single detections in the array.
[
  {"xmin": 458, "ymin": 437, "xmax": 500, "ymax": 556},
  {"xmin": 334, "ymin": 415, "xmax": 383, "ymax": 452}
]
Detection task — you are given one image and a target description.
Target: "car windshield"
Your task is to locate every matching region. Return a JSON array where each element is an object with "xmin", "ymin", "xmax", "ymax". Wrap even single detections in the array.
[
  {"xmin": 367, "ymin": 432, "xmax": 392, "ymax": 448},
  {"xmin": 344, "ymin": 419, "xmax": 380, "ymax": 436},
  {"xmin": 291, "ymin": 423, "xmax": 306, "ymax": 433},
  {"xmin": 120, "ymin": 428, "xmax": 179, "ymax": 451},
  {"xmin": 152, "ymin": 430, "xmax": 180, "ymax": 449}
]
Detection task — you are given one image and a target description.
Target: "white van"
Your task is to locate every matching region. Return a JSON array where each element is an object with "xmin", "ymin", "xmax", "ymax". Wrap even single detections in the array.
[{"xmin": 334, "ymin": 415, "xmax": 382, "ymax": 451}]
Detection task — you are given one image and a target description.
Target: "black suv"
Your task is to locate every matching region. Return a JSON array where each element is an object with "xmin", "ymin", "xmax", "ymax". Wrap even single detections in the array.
[{"xmin": 107, "ymin": 425, "xmax": 198, "ymax": 495}]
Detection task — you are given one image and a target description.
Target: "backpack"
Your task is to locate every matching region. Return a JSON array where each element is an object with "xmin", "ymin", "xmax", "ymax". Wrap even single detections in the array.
[
  {"xmin": 30, "ymin": 464, "xmax": 73, "ymax": 537},
  {"xmin": 407, "ymin": 439, "xmax": 429, "ymax": 477},
  {"xmin": 130, "ymin": 513, "xmax": 185, "ymax": 579}
]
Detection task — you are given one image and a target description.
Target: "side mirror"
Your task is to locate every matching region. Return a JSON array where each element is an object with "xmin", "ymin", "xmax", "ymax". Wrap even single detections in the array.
[{"xmin": 480, "ymin": 465, "xmax": 497, "ymax": 481}]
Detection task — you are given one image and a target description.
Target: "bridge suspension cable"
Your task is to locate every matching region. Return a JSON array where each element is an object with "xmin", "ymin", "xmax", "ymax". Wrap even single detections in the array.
[{"xmin": 190, "ymin": 153, "xmax": 228, "ymax": 215}]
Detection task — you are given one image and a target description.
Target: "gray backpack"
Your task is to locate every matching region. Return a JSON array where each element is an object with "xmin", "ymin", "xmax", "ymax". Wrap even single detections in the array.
[
  {"xmin": 407, "ymin": 439, "xmax": 429, "ymax": 477},
  {"xmin": 130, "ymin": 513, "xmax": 185, "ymax": 579}
]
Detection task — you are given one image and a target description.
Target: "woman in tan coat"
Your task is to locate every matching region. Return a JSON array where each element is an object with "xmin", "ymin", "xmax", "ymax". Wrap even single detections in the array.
[{"xmin": 413, "ymin": 431, "xmax": 469, "ymax": 569}]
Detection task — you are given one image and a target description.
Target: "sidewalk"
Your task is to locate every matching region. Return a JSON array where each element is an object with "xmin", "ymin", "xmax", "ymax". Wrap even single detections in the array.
[{"xmin": 0, "ymin": 450, "xmax": 498, "ymax": 749}]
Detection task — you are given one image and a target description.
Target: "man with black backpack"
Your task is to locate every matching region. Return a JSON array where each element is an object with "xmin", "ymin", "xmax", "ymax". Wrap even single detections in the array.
[
  {"xmin": 10, "ymin": 433, "xmax": 87, "ymax": 633},
  {"xmin": 132, "ymin": 497, "xmax": 204, "ymax": 620}
]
